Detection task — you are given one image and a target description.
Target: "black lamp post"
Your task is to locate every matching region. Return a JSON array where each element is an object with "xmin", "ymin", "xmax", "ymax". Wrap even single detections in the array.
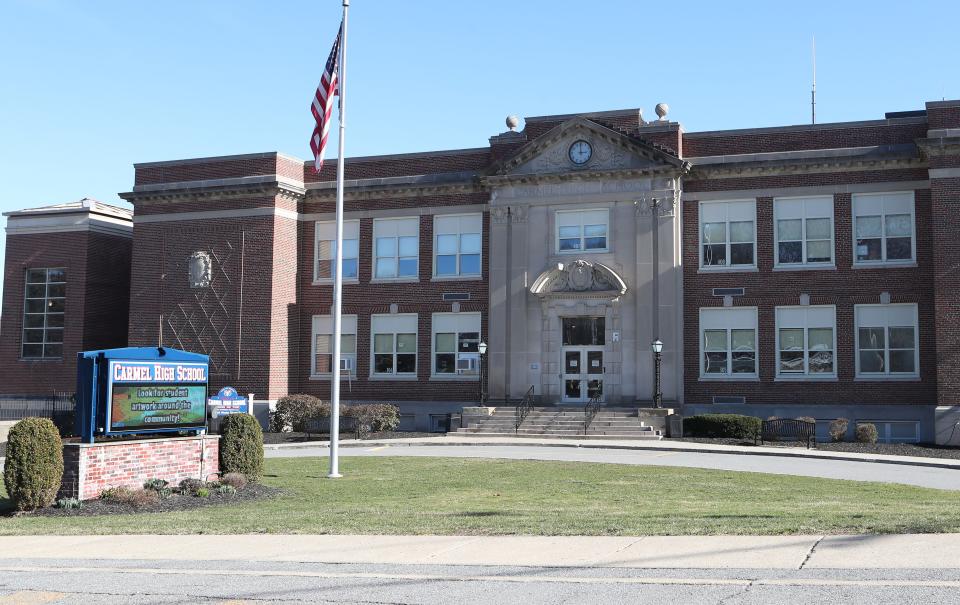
[
  {"xmin": 478, "ymin": 341, "xmax": 488, "ymax": 405},
  {"xmin": 651, "ymin": 339, "xmax": 663, "ymax": 409}
]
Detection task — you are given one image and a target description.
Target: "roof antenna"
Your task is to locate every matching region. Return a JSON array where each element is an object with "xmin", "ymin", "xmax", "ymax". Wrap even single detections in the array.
[{"xmin": 811, "ymin": 35, "xmax": 817, "ymax": 124}]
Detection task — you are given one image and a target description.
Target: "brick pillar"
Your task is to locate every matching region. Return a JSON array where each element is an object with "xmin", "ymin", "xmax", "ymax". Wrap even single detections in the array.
[{"xmin": 923, "ymin": 100, "xmax": 960, "ymax": 408}]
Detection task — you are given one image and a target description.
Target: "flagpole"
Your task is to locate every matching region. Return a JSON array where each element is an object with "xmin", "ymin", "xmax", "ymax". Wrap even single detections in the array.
[{"xmin": 329, "ymin": 0, "xmax": 349, "ymax": 479}]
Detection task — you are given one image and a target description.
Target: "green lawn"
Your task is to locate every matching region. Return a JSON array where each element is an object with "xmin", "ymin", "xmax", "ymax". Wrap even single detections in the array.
[{"xmin": 2, "ymin": 456, "xmax": 960, "ymax": 536}]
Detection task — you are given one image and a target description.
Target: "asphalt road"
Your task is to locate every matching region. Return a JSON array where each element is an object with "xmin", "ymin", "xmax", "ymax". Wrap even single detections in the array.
[
  {"xmin": 266, "ymin": 443, "xmax": 960, "ymax": 491},
  {"xmin": 3, "ymin": 559, "xmax": 960, "ymax": 604}
]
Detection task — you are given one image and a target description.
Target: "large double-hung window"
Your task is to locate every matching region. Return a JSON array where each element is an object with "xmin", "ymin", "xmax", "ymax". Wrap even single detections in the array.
[
  {"xmin": 855, "ymin": 304, "xmax": 919, "ymax": 378},
  {"xmin": 556, "ymin": 209, "xmax": 609, "ymax": 253},
  {"xmin": 373, "ymin": 217, "xmax": 419, "ymax": 279},
  {"xmin": 699, "ymin": 200, "xmax": 756, "ymax": 269},
  {"xmin": 774, "ymin": 196, "xmax": 834, "ymax": 267},
  {"xmin": 776, "ymin": 306, "xmax": 836, "ymax": 377},
  {"xmin": 853, "ymin": 192, "xmax": 915, "ymax": 265},
  {"xmin": 700, "ymin": 307, "xmax": 758, "ymax": 378},
  {"xmin": 434, "ymin": 214, "xmax": 481, "ymax": 277},
  {"xmin": 311, "ymin": 314, "xmax": 357, "ymax": 377},
  {"xmin": 432, "ymin": 313, "xmax": 481, "ymax": 376},
  {"xmin": 371, "ymin": 314, "xmax": 418, "ymax": 376},
  {"xmin": 22, "ymin": 268, "xmax": 66, "ymax": 359},
  {"xmin": 314, "ymin": 220, "xmax": 359, "ymax": 281}
]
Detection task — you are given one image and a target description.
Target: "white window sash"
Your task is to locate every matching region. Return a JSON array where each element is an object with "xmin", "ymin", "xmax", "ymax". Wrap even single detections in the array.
[
  {"xmin": 699, "ymin": 201, "xmax": 757, "ymax": 269},
  {"xmin": 555, "ymin": 209, "xmax": 609, "ymax": 254},
  {"xmin": 854, "ymin": 304, "xmax": 919, "ymax": 377},
  {"xmin": 852, "ymin": 192, "xmax": 916, "ymax": 265}
]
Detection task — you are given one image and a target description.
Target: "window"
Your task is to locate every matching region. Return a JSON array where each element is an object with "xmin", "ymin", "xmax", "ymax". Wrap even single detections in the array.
[
  {"xmin": 857, "ymin": 421, "xmax": 919, "ymax": 444},
  {"xmin": 311, "ymin": 315, "xmax": 357, "ymax": 377},
  {"xmin": 776, "ymin": 306, "xmax": 836, "ymax": 377},
  {"xmin": 853, "ymin": 192, "xmax": 915, "ymax": 265},
  {"xmin": 314, "ymin": 220, "xmax": 359, "ymax": 281},
  {"xmin": 371, "ymin": 314, "xmax": 418, "ymax": 376},
  {"xmin": 21, "ymin": 268, "xmax": 66, "ymax": 359},
  {"xmin": 556, "ymin": 209, "xmax": 609, "ymax": 253},
  {"xmin": 434, "ymin": 214, "xmax": 482, "ymax": 277},
  {"xmin": 700, "ymin": 307, "xmax": 757, "ymax": 377},
  {"xmin": 432, "ymin": 312, "xmax": 481, "ymax": 376},
  {"xmin": 774, "ymin": 196, "xmax": 834, "ymax": 266},
  {"xmin": 373, "ymin": 217, "xmax": 419, "ymax": 279},
  {"xmin": 855, "ymin": 304, "xmax": 919, "ymax": 378},
  {"xmin": 699, "ymin": 200, "xmax": 756, "ymax": 268},
  {"xmin": 562, "ymin": 317, "xmax": 605, "ymax": 346}
]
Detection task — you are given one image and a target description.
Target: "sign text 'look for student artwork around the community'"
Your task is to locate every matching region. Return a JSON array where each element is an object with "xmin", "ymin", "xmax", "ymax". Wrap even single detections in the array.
[{"xmin": 107, "ymin": 360, "xmax": 208, "ymax": 433}]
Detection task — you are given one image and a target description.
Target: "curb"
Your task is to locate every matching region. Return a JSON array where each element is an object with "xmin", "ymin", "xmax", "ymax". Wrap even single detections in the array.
[{"xmin": 262, "ymin": 438, "xmax": 960, "ymax": 471}]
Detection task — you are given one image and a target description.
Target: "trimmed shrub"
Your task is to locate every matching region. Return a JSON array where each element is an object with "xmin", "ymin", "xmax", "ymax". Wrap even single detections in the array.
[
  {"xmin": 196, "ymin": 487, "xmax": 210, "ymax": 498},
  {"xmin": 143, "ymin": 478, "xmax": 169, "ymax": 491},
  {"xmin": 56, "ymin": 497, "xmax": 82, "ymax": 510},
  {"xmin": 829, "ymin": 418, "xmax": 849, "ymax": 442},
  {"xmin": 177, "ymin": 478, "xmax": 205, "ymax": 495},
  {"xmin": 270, "ymin": 394, "xmax": 329, "ymax": 432},
  {"xmin": 3, "ymin": 417, "xmax": 64, "ymax": 511},
  {"xmin": 683, "ymin": 414, "xmax": 762, "ymax": 440},
  {"xmin": 216, "ymin": 484, "xmax": 237, "ymax": 496},
  {"xmin": 856, "ymin": 423, "xmax": 879, "ymax": 444},
  {"xmin": 220, "ymin": 472, "xmax": 249, "ymax": 490},
  {"xmin": 344, "ymin": 403, "xmax": 400, "ymax": 436},
  {"xmin": 100, "ymin": 486, "xmax": 159, "ymax": 508},
  {"xmin": 219, "ymin": 413, "xmax": 264, "ymax": 482}
]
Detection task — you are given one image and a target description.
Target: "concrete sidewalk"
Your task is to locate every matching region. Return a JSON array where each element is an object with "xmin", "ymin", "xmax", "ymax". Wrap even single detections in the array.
[
  {"xmin": 264, "ymin": 434, "xmax": 960, "ymax": 470},
  {"xmin": 2, "ymin": 533, "xmax": 960, "ymax": 570}
]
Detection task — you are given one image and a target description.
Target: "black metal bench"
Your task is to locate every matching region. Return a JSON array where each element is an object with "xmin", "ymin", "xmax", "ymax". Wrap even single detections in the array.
[
  {"xmin": 304, "ymin": 416, "xmax": 361, "ymax": 440},
  {"xmin": 756, "ymin": 419, "xmax": 816, "ymax": 449}
]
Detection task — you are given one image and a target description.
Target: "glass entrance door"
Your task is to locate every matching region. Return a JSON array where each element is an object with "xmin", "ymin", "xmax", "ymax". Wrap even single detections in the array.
[
  {"xmin": 562, "ymin": 347, "xmax": 604, "ymax": 403},
  {"xmin": 560, "ymin": 317, "xmax": 605, "ymax": 404}
]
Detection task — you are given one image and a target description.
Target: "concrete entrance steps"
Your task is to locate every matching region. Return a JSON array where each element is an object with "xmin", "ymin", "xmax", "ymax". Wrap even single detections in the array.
[{"xmin": 457, "ymin": 406, "xmax": 662, "ymax": 440}]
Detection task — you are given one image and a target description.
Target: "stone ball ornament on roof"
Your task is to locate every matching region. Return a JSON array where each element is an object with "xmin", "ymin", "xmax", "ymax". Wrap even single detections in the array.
[
  {"xmin": 655, "ymin": 103, "xmax": 669, "ymax": 121},
  {"xmin": 506, "ymin": 115, "xmax": 520, "ymax": 131}
]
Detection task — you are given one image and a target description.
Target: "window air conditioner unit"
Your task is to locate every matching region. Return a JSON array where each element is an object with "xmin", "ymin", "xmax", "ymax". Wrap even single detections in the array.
[
  {"xmin": 340, "ymin": 358, "xmax": 354, "ymax": 372},
  {"xmin": 456, "ymin": 357, "xmax": 478, "ymax": 372}
]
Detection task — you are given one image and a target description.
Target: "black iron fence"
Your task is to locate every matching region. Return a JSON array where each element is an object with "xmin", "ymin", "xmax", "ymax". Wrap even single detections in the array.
[{"xmin": 0, "ymin": 393, "xmax": 75, "ymax": 436}]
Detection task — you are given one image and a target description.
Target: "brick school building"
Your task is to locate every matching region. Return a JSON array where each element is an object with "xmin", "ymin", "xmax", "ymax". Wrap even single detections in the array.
[{"xmin": 3, "ymin": 99, "xmax": 960, "ymax": 440}]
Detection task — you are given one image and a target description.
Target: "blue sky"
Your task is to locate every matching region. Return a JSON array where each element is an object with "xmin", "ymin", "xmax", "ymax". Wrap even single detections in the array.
[{"xmin": 1, "ymin": 0, "xmax": 958, "ymax": 304}]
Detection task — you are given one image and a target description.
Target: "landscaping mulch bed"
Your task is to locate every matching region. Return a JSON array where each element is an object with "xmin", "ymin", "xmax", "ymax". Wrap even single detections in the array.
[
  {"xmin": 670, "ymin": 437, "xmax": 960, "ymax": 460},
  {"xmin": 17, "ymin": 484, "xmax": 281, "ymax": 518},
  {"xmin": 262, "ymin": 431, "xmax": 441, "ymax": 444}
]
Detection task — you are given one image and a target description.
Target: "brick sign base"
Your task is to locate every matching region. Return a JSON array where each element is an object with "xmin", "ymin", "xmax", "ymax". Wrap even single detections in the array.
[{"xmin": 59, "ymin": 435, "xmax": 220, "ymax": 501}]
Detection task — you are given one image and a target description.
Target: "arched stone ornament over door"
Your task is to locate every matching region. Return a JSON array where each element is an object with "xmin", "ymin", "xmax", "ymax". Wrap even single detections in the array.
[{"xmin": 530, "ymin": 260, "xmax": 628, "ymax": 404}]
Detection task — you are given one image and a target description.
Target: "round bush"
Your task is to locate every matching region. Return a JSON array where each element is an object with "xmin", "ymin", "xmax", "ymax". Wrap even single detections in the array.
[
  {"xmin": 683, "ymin": 414, "xmax": 762, "ymax": 440},
  {"xmin": 3, "ymin": 417, "xmax": 64, "ymax": 510},
  {"xmin": 270, "ymin": 394, "xmax": 329, "ymax": 432},
  {"xmin": 829, "ymin": 418, "xmax": 849, "ymax": 442},
  {"xmin": 344, "ymin": 403, "xmax": 400, "ymax": 436},
  {"xmin": 856, "ymin": 423, "xmax": 879, "ymax": 444},
  {"xmin": 219, "ymin": 414, "xmax": 264, "ymax": 482}
]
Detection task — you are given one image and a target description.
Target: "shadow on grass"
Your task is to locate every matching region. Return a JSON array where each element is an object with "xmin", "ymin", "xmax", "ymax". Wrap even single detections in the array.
[{"xmin": 445, "ymin": 511, "xmax": 520, "ymax": 518}]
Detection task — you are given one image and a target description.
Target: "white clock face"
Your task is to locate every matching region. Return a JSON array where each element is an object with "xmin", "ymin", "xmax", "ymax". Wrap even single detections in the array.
[{"xmin": 568, "ymin": 140, "xmax": 592, "ymax": 165}]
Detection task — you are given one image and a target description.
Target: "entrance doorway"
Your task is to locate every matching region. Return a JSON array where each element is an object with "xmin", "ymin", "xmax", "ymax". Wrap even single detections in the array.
[{"xmin": 560, "ymin": 317, "xmax": 605, "ymax": 404}]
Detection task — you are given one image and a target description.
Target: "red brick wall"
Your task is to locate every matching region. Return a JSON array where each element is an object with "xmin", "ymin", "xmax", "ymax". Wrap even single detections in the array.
[
  {"xmin": 0, "ymin": 232, "xmax": 89, "ymax": 394},
  {"xmin": 294, "ymin": 207, "xmax": 489, "ymax": 401},
  {"xmin": 683, "ymin": 121, "xmax": 927, "ymax": 157},
  {"xmin": 682, "ymin": 188, "xmax": 936, "ymax": 407},
  {"xmin": 59, "ymin": 436, "xmax": 219, "ymax": 500},
  {"xmin": 930, "ymin": 176, "xmax": 960, "ymax": 406}
]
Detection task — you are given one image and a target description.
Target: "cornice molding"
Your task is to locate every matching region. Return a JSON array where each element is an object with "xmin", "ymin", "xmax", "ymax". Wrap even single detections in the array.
[
  {"xmin": 120, "ymin": 181, "xmax": 306, "ymax": 204},
  {"xmin": 305, "ymin": 180, "xmax": 480, "ymax": 201},
  {"xmin": 917, "ymin": 135, "xmax": 960, "ymax": 158},
  {"xmin": 689, "ymin": 154, "xmax": 926, "ymax": 180}
]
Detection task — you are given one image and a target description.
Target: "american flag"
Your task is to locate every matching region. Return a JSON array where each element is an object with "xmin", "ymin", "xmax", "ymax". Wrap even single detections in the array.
[{"xmin": 310, "ymin": 22, "xmax": 343, "ymax": 174}]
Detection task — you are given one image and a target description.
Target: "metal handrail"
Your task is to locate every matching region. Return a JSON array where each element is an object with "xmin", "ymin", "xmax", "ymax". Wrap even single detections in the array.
[
  {"xmin": 583, "ymin": 395, "xmax": 601, "ymax": 434},
  {"xmin": 514, "ymin": 386, "xmax": 535, "ymax": 433}
]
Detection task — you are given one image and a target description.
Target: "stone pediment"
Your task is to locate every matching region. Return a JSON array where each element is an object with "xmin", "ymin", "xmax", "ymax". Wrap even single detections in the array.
[
  {"xmin": 530, "ymin": 259, "xmax": 628, "ymax": 299},
  {"xmin": 491, "ymin": 117, "xmax": 686, "ymax": 179}
]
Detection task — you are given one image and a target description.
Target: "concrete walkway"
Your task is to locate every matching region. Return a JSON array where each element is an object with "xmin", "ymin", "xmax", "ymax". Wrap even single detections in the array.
[{"xmin": 2, "ymin": 533, "xmax": 960, "ymax": 570}]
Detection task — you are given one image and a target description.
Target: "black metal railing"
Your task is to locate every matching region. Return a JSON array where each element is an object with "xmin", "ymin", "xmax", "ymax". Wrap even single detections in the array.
[
  {"xmin": 583, "ymin": 395, "xmax": 601, "ymax": 434},
  {"xmin": 514, "ymin": 386, "xmax": 535, "ymax": 434},
  {"xmin": 0, "ymin": 393, "xmax": 75, "ymax": 435}
]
